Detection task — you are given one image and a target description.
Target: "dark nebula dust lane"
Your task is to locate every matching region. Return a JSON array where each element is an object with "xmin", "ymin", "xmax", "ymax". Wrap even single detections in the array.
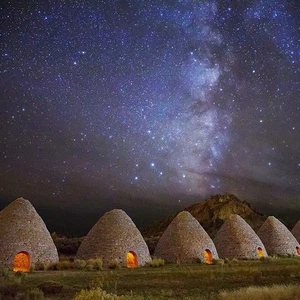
[{"xmin": 1, "ymin": 1, "xmax": 300, "ymax": 217}]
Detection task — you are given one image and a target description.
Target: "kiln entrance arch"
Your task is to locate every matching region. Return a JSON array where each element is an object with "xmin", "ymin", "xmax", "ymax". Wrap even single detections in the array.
[
  {"xmin": 296, "ymin": 247, "xmax": 300, "ymax": 255},
  {"xmin": 13, "ymin": 251, "xmax": 30, "ymax": 272},
  {"xmin": 204, "ymin": 249, "xmax": 213, "ymax": 264},
  {"xmin": 127, "ymin": 251, "xmax": 138, "ymax": 268},
  {"xmin": 257, "ymin": 247, "xmax": 264, "ymax": 258}
]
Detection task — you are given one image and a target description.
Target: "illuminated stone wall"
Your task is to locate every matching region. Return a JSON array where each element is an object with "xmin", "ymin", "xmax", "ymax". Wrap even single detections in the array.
[
  {"xmin": 214, "ymin": 214, "xmax": 267, "ymax": 259},
  {"xmin": 258, "ymin": 216, "xmax": 300, "ymax": 256},
  {"xmin": 76, "ymin": 209, "xmax": 151, "ymax": 267},
  {"xmin": 154, "ymin": 211, "xmax": 219, "ymax": 263},
  {"xmin": 0, "ymin": 198, "xmax": 59, "ymax": 270}
]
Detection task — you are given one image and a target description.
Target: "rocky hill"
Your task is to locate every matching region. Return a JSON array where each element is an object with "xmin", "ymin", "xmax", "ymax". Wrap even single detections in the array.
[{"xmin": 142, "ymin": 194, "xmax": 267, "ymax": 253}]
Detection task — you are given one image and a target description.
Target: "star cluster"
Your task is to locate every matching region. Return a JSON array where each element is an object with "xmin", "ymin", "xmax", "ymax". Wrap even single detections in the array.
[{"xmin": 1, "ymin": 1, "xmax": 299, "ymax": 211}]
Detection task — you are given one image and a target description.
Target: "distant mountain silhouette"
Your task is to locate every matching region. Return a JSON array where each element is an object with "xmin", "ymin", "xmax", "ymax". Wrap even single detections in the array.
[
  {"xmin": 1, "ymin": 192, "xmax": 297, "ymax": 240},
  {"xmin": 142, "ymin": 194, "xmax": 267, "ymax": 253}
]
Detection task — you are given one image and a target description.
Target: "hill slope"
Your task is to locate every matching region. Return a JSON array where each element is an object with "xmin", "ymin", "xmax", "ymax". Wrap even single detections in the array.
[{"xmin": 143, "ymin": 194, "xmax": 267, "ymax": 253}]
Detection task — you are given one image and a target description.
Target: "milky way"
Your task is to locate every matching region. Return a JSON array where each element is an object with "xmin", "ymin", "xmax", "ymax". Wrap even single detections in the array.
[{"xmin": 1, "ymin": 1, "xmax": 299, "ymax": 212}]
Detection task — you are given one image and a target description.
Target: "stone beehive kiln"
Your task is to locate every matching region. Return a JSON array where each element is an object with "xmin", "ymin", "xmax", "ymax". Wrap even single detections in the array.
[
  {"xmin": 76, "ymin": 209, "xmax": 151, "ymax": 267},
  {"xmin": 213, "ymin": 214, "xmax": 267, "ymax": 259},
  {"xmin": 154, "ymin": 211, "xmax": 218, "ymax": 263},
  {"xmin": 257, "ymin": 216, "xmax": 300, "ymax": 256},
  {"xmin": 0, "ymin": 198, "xmax": 59, "ymax": 270},
  {"xmin": 291, "ymin": 220, "xmax": 300, "ymax": 243}
]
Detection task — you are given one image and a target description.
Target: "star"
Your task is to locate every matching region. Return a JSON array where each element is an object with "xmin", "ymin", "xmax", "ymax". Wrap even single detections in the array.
[{"xmin": 0, "ymin": 0, "xmax": 299, "ymax": 216}]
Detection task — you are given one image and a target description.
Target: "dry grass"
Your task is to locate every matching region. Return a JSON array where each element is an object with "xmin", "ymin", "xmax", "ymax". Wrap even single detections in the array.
[
  {"xmin": 219, "ymin": 284, "xmax": 300, "ymax": 300},
  {"xmin": 44, "ymin": 258, "xmax": 103, "ymax": 271},
  {"xmin": 74, "ymin": 284, "xmax": 300, "ymax": 300},
  {"xmin": 2, "ymin": 257, "xmax": 300, "ymax": 299},
  {"xmin": 146, "ymin": 258, "xmax": 165, "ymax": 267},
  {"xmin": 108, "ymin": 259, "xmax": 122, "ymax": 270},
  {"xmin": 74, "ymin": 287, "xmax": 122, "ymax": 300}
]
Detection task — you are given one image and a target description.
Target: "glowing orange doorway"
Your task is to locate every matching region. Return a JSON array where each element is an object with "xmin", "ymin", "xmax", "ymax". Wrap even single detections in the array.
[
  {"xmin": 296, "ymin": 247, "xmax": 300, "ymax": 256},
  {"xmin": 204, "ymin": 249, "xmax": 213, "ymax": 264},
  {"xmin": 257, "ymin": 247, "xmax": 264, "ymax": 258},
  {"xmin": 13, "ymin": 251, "xmax": 30, "ymax": 272},
  {"xmin": 127, "ymin": 251, "xmax": 138, "ymax": 268}
]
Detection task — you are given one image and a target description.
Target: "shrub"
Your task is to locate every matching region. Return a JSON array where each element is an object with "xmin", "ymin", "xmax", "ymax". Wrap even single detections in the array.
[
  {"xmin": 219, "ymin": 284, "xmax": 300, "ymax": 300},
  {"xmin": 88, "ymin": 276, "xmax": 105, "ymax": 289},
  {"xmin": 196, "ymin": 258, "xmax": 202, "ymax": 264},
  {"xmin": 34, "ymin": 262, "xmax": 46, "ymax": 271},
  {"xmin": 74, "ymin": 288, "xmax": 121, "ymax": 300},
  {"xmin": 86, "ymin": 258, "xmax": 103, "ymax": 271},
  {"xmin": 45, "ymin": 262, "xmax": 58, "ymax": 271},
  {"xmin": 93, "ymin": 258, "xmax": 104, "ymax": 271},
  {"xmin": 74, "ymin": 288, "xmax": 144, "ymax": 300},
  {"xmin": 109, "ymin": 259, "xmax": 121, "ymax": 270},
  {"xmin": 85, "ymin": 264, "xmax": 94, "ymax": 271},
  {"xmin": 37, "ymin": 281, "xmax": 63, "ymax": 294},
  {"xmin": 212, "ymin": 259, "xmax": 225, "ymax": 266},
  {"xmin": 56, "ymin": 260, "xmax": 73, "ymax": 270},
  {"xmin": 147, "ymin": 258, "xmax": 165, "ymax": 267},
  {"xmin": 121, "ymin": 296, "xmax": 144, "ymax": 300},
  {"xmin": 0, "ymin": 269, "xmax": 22, "ymax": 285},
  {"xmin": 225, "ymin": 258, "xmax": 239, "ymax": 267},
  {"xmin": 250, "ymin": 271, "xmax": 262, "ymax": 284},
  {"xmin": 29, "ymin": 265, "xmax": 35, "ymax": 273},
  {"xmin": 14, "ymin": 270, "xmax": 27, "ymax": 280},
  {"xmin": 0, "ymin": 269, "xmax": 11, "ymax": 281},
  {"xmin": 261, "ymin": 256, "xmax": 279, "ymax": 262},
  {"xmin": 0, "ymin": 282, "xmax": 27, "ymax": 298},
  {"xmin": 25, "ymin": 288, "xmax": 44, "ymax": 300},
  {"xmin": 0, "ymin": 269, "xmax": 33, "ymax": 299},
  {"xmin": 74, "ymin": 259, "xmax": 87, "ymax": 270}
]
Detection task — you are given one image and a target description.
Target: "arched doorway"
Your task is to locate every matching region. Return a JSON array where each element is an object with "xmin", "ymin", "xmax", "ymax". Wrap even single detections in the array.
[
  {"xmin": 13, "ymin": 251, "xmax": 30, "ymax": 272},
  {"xmin": 257, "ymin": 247, "xmax": 264, "ymax": 258},
  {"xmin": 296, "ymin": 247, "xmax": 300, "ymax": 255},
  {"xmin": 127, "ymin": 251, "xmax": 138, "ymax": 268},
  {"xmin": 204, "ymin": 249, "xmax": 213, "ymax": 264}
]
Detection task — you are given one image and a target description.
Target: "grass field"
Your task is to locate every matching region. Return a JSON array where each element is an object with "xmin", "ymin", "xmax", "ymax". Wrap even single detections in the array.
[{"xmin": 1, "ymin": 257, "xmax": 300, "ymax": 299}]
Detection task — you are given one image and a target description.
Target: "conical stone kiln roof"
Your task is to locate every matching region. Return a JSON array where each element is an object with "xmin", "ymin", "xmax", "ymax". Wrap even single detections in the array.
[
  {"xmin": 291, "ymin": 220, "xmax": 300, "ymax": 243},
  {"xmin": 213, "ymin": 214, "xmax": 267, "ymax": 259},
  {"xmin": 0, "ymin": 198, "xmax": 58, "ymax": 268},
  {"xmin": 257, "ymin": 216, "xmax": 300, "ymax": 256},
  {"xmin": 154, "ymin": 211, "xmax": 218, "ymax": 263},
  {"xmin": 76, "ymin": 209, "xmax": 151, "ymax": 266}
]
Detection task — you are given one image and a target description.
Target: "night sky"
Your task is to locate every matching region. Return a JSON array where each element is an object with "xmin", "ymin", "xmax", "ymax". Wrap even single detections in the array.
[{"xmin": 1, "ymin": 1, "xmax": 300, "ymax": 231}]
